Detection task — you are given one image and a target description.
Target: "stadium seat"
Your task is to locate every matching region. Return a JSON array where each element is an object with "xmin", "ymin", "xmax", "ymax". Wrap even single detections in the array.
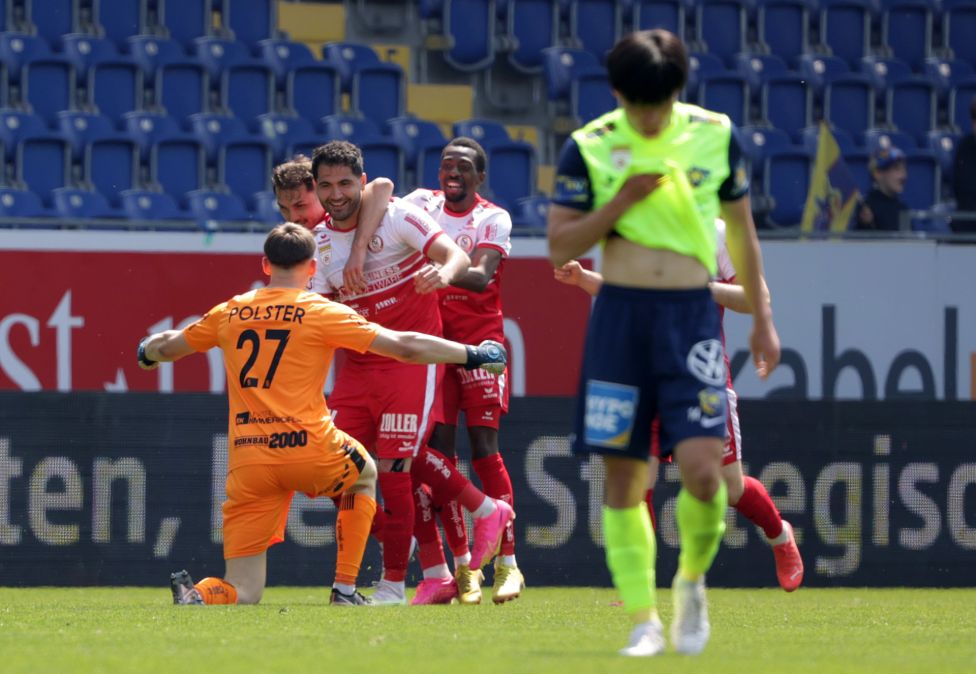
[
  {"xmin": 541, "ymin": 47, "xmax": 603, "ymax": 104},
  {"xmin": 0, "ymin": 186, "xmax": 47, "ymax": 216},
  {"xmin": 949, "ymin": 78, "xmax": 976, "ymax": 131},
  {"xmin": 23, "ymin": 58, "xmax": 75, "ymax": 123},
  {"xmin": 161, "ymin": 0, "xmax": 212, "ymax": 49},
  {"xmin": 359, "ymin": 139, "xmax": 405, "ymax": 187},
  {"xmin": 219, "ymin": 140, "xmax": 273, "ymax": 201},
  {"xmin": 756, "ymin": 0, "xmax": 809, "ymax": 67},
  {"xmin": 485, "ymin": 142, "xmax": 535, "ymax": 209},
  {"xmin": 0, "ymin": 33, "xmax": 51, "ymax": 80},
  {"xmin": 739, "ymin": 125, "xmax": 794, "ymax": 180},
  {"xmin": 0, "ymin": 109, "xmax": 47, "ymax": 162},
  {"xmin": 189, "ymin": 112, "xmax": 250, "ymax": 162},
  {"xmin": 881, "ymin": 0, "xmax": 932, "ymax": 71},
  {"xmin": 251, "ymin": 189, "xmax": 281, "ymax": 225},
  {"xmin": 386, "ymin": 116, "xmax": 448, "ymax": 183},
  {"xmin": 321, "ymin": 114, "xmax": 383, "ymax": 143},
  {"xmin": 16, "ymin": 134, "xmax": 71, "ymax": 207},
  {"xmin": 322, "ymin": 42, "xmax": 382, "ymax": 93},
  {"xmin": 799, "ymin": 124, "xmax": 856, "ymax": 156},
  {"xmin": 504, "ymin": 0, "xmax": 559, "ymax": 73},
  {"xmin": 30, "ymin": 0, "xmax": 75, "ymax": 49},
  {"xmin": 511, "ymin": 194, "xmax": 550, "ymax": 228},
  {"xmin": 443, "ymin": 0, "xmax": 496, "ymax": 71},
  {"xmin": 630, "ymin": 0, "xmax": 685, "ymax": 37},
  {"xmin": 819, "ymin": 0, "xmax": 873, "ymax": 69},
  {"xmin": 127, "ymin": 35, "xmax": 186, "ymax": 79},
  {"xmin": 285, "ymin": 64, "xmax": 340, "ymax": 127},
  {"xmin": 123, "ymin": 111, "xmax": 186, "ymax": 160},
  {"xmin": 926, "ymin": 130, "xmax": 961, "ymax": 181},
  {"xmin": 887, "ymin": 79, "xmax": 937, "ymax": 144},
  {"xmin": 824, "ymin": 74, "xmax": 874, "ymax": 143},
  {"xmin": 453, "ymin": 118, "xmax": 513, "ymax": 147},
  {"xmin": 121, "ymin": 189, "xmax": 188, "ymax": 221},
  {"xmin": 571, "ymin": 70, "xmax": 615, "ymax": 124},
  {"xmin": 567, "ymin": 0, "xmax": 622, "ymax": 64},
  {"xmin": 52, "ymin": 187, "xmax": 122, "ymax": 218},
  {"xmin": 186, "ymin": 189, "xmax": 252, "ymax": 230},
  {"xmin": 943, "ymin": 0, "xmax": 976, "ymax": 68},
  {"xmin": 845, "ymin": 150, "xmax": 871, "ymax": 193},
  {"xmin": 902, "ymin": 150, "xmax": 940, "ymax": 211},
  {"xmin": 62, "ymin": 35, "xmax": 121, "ymax": 83},
  {"xmin": 94, "ymin": 0, "xmax": 145, "ymax": 47},
  {"xmin": 760, "ymin": 75, "xmax": 811, "ymax": 141},
  {"xmin": 151, "ymin": 138, "xmax": 206, "ymax": 201},
  {"xmin": 351, "ymin": 62, "xmax": 406, "ymax": 129},
  {"xmin": 193, "ymin": 37, "xmax": 255, "ymax": 81},
  {"xmin": 685, "ymin": 52, "xmax": 726, "ymax": 103},
  {"xmin": 863, "ymin": 128, "xmax": 916, "ymax": 155},
  {"xmin": 923, "ymin": 58, "xmax": 974, "ymax": 103},
  {"xmin": 796, "ymin": 53, "xmax": 850, "ymax": 98},
  {"xmin": 735, "ymin": 53, "xmax": 790, "ymax": 101},
  {"xmin": 221, "ymin": 63, "xmax": 275, "ymax": 128},
  {"xmin": 762, "ymin": 148, "xmax": 812, "ymax": 227},
  {"xmin": 156, "ymin": 62, "xmax": 209, "ymax": 122},
  {"xmin": 859, "ymin": 56, "xmax": 913, "ymax": 100},
  {"xmin": 89, "ymin": 60, "xmax": 142, "ymax": 123},
  {"xmin": 257, "ymin": 113, "xmax": 319, "ymax": 163},
  {"xmin": 85, "ymin": 138, "xmax": 140, "ymax": 207},
  {"xmin": 696, "ymin": 0, "xmax": 748, "ymax": 67},
  {"xmin": 56, "ymin": 110, "xmax": 117, "ymax": 161},
  {"xmin": 258, "ymin": 39, "xmax": 319, "ymax": 89},
  {"xmin": 697, "ymin": 73, "xmax": 749, "ymax": 127},
  {"xmin": 224, "ymin": 0, "xmax": 276, "ymax": 47}
]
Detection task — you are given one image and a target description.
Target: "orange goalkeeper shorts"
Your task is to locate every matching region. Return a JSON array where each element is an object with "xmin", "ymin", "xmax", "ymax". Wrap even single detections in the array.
[{"xmin": 222, "ymin": 438, "xmax": 369, "ymax": 559}]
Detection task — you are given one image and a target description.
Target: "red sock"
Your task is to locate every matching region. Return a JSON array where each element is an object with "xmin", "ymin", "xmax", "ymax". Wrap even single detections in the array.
[
  {"xmin": 473, "ymin": 453, "xmax": 515, "ymax": 555},
  {"xmin": 735, "ymin": 475, "xmax": 784, "ymax": 539},
  {"xmin": 413, "ymin": 481, "xmax": 447, "ymax": 571},
  {"xmin": 377, "ymin": 472, "xmax": 414, "ymax": 582},
  {"xmin": 412, "ymin": 446, "xmax": 486, "ymax": 512},
  {"xmin": 438, "ymin": 499, "xmax": 469, "ymax": 557},
  {"xmin": 644, "ymin": 488, "xmax": 657, "ymax": 531}
]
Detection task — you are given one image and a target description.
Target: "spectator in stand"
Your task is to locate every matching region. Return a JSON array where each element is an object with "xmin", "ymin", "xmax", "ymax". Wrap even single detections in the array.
[
  {"xmin": 952, "ymin": 98, "xmax": 976, "ymax": 233},
  {"xmin": 855, "ymin": 147, "xmax": 909, "ymax": 231}
]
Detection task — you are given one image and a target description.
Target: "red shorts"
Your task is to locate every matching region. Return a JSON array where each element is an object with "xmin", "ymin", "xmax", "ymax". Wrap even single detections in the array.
[
  {"xmin": 651, "ymin": 386, "xmax": 740, "ymax": 466},
  {"xmin": 329, "ymin": 362, "xmax": 443, "ymax": 459},
  {"xmin": 440, "ymin": 364, "xmax": 510, "ymax": 430}
]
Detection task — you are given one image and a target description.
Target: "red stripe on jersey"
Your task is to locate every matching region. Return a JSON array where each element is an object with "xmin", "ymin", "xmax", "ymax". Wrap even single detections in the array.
[
  {"xmin": 404, "ymin": 214, "xmax": 431, "ymax": 236},
  {"xmin": 421, "ymin": 230, "xmax": 444, "ymax": 257}
]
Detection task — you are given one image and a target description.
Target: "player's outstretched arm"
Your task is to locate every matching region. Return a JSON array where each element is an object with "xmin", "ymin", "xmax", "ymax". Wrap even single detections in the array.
[
  {"xmin": 450, "ymin": 247, "xmax": 502, "ymax": 292},
  {"xmin": 367, "ymin": 327, "xmax": 506, "ymax": 374},
  {"xmin": 344, "ymin": 177, "xmax": 395, "ymax": 294},
  {"xmin": 137, "ymin": 330, "xmax": 196, "ymax": 370},
  {"xmin": 553, "ymin": 260, "xmax": 603, "ymax": 296}
]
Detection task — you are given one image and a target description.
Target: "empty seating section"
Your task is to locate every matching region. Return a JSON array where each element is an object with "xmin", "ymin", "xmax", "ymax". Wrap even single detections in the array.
[{"xmin": 1, "ymin": 0, "xmax": 973, "ymax": 229}]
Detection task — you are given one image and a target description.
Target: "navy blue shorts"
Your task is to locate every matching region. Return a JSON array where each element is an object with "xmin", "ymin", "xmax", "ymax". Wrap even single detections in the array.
[{"xmin": 572, "ymin": 284, "xmax": 728, "ymax": 461}]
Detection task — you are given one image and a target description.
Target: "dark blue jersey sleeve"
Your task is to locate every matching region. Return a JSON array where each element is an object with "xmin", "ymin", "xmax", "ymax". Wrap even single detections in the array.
[
  {"xmin": 718, "ymin": 125, "xmax": 751, "ymax": 202},
  {"xmin": 552, "ymin": 137, "xmax": 594, "ymax": 211}
]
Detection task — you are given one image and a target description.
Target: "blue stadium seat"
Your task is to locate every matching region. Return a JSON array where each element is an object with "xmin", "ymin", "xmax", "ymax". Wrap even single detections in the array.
[
  {"xmin": 453, "ymin": 118, "xmax": 513, "ymax": 147},
  {"xmin": 511, "ymin": 194, "xmax": 550, "ymax": 228},
  {"xmin": 127, "ymin": 36, "xmax": 186, "ymax": 79},
  {"xmin": 151, "ymin": 138, "xmax": 206, "ymax": 201},
  {"xmin": 949, "ymin": 78, "xmax": 976, "ymax": 131},
  {"xmin": 359, "ymin": 139, "xmax": 405, "ymax": 186},
  {"xmin": 385, "ymin": 116, "xmax": 448, "ymax": 183},
  {"xmin": 763, "ymin": 148, "xmax": 812, "ymax": 226},
  {"xmin": 321, "ymin": 114, "xmax": 382, "ymax": 143},
  {"xmin": 797, "ymin": 53, "xmax": 850, "ymax": 98},
  {"xmin": 799, "ymin": 124, "xmax": 856, "ymax": 156},
  {"xmin": 221, "ymin": 63, "xmax": 275, "ymax": 127},
  {"xmin": 443, "ymin": 0, "xmax": 496, "ymax": 71},
  {"xmin": 89, "ymin": 60, "xmax": 142, "ymax": 123},
  {"xmin": 419, "ymin": 0, "xmax": 445, "ymax": 19},
  {"xmin": 504, "ymin": 0, "xmax": 559, "ymax": 73},
  {"xmin": 923, "ymin": 58, "xmax": 974, "ymax": 102},
  {"xmin": 739, "ymin": 125, "xmax": 794, "ymax": 181},
  {"xmin": 23, "ymin": 58, "xmax": 75, "ymax": 123},
  {"xmin": 887, "ymin": 79, "xmax": 937, "ymax": 144},
  {"xmin": 30, "ymin": 0, "xmax": 75, "ymax": 49},
  {"xmin": 735, "ymin": 53, "xmax": 789, "ymax": 99},
  {"xmin": 186, "ymin": 189, "xmax": 251, "ymax": 230},
  {"xmin": 121, "ymin": 189, "xmax": 188, "ymax": 221},
  {"xmin": 156, "ymin": 62, "xmax": 209, "ymax": 122},
  {"xmin": 189, "ymin": 112, "xmax": 250, "ymax": 162},
  {"xmin": 351, "ymin": 62, "xmax": 405, "ymax": 128},
  {"xmin": 760, "ymin": 75, "xmax": 811, "ymax": 140},
  {"xmin": 926, "ymin": 130, "xmax": 961, "ymax": 182},
  {"xmin": 224, "ymin": 0, "xmax": 276, "ymax": 47},
  {"xmin": 0, "ymin": 186, "xmax": 47, "ymax": 216},
  {"xmin": 844, "ymin": 150, "xmax": 871, "ymax": 193},
  {"xmin": 251, "ymin": 189, "xmax": 281, "ymax": 225},
  {"xmin": 322, "ymin": 42, "xmax": 382, "ymax": 93},
  {"xmin": 258, "ymin": 39, "xmax": 318, "ymax": 89},
  {"xmin": 193, "ymin": 37, "xmax": 255, "ymax": 81},
  {"xmin": 863, "ymin": 129, "xmax": 916, "ymax": 163},
  {"xmin": 697, "ymin": 73, "xmax": 749, "ymax": 126},
  {"xmin": 0, "ymin": 109, "xmax": 47, "ymax": 162},
  {"xmin": 62, "ymin": 35, "xmax": 121, "ymax": 83},
  {"xmin": 881, "ymin": 0, "xmax": 932, "ymax": 70},
  {"xmin": 756, "ymin": 0, "xmax": 809, "ymax": 67},
  {"xmin": 123, "ymin": 111, "xmax": 186, "ymax": 160},
  {"xmin": 52, "ymin": 187, "xmax": 122, "ymax": 218},
  {"xmin": 859, "ymin": 56, "xmax": 913, "ymax": 100},
  {"xmin": 697, "ymin": 0, "xmax": 748, "ymax": 67},
  {"xmin": 85, "ymin": 138, "xmax": 140, "ymax": 207},
  {"xmin": 541, "ymin": 47, "xmax": 602, "ymax": 104},
  {"xmin": 257, "ymin": 113, "xmax": 319, "ymax": 162},
  {"xmin": 571, "ymin": 70, "xmax": 615, "ymax": 124},
  {"xmin": 56, "ymin": 111, "xmax": 117, "ymax": 161},
  {"xmin": 824, "ymin": 74, "xmax": 874, "ymax": 143},
  {"xmin": 943, "ymin": 0, "xmax": 976, "ymax": 68},
  {"xmin": 16, "ymin": 134, "xmax": 71, "ymax": 207},
  {"xmin": 686, "ymin": 52, "xmax": 726, "ymax": 103},
  {"xmin": 286, "ymin": 64, "xmax": 340, "ymax": 126},
  {"xmin": 219, "ymin": 140, "xmax": 273, "ymax": 201},
  {"xmin": 631, "ymin": 0, "xmax": 685, "ymax": 37},
  {"xmin": 161, "ymin": 0, "xmax": 212, "ymax": 49},
  {"xmin": 0, "ymin": 33, "xmax": 51, "ymax": 80},
  {"xmin": 94, "ymin": 0, "xmax": 145, "ymax": 47},
  {"xmin": 819, "ymin": 0, "xmax": 873, "ymax": 69},
  {"xmin": 903, "ymin": 150, "xmax": 940, "ymax": 211},
  {"xmin": 567, "ymin": 0, "xmax": 622, "ymax": 64},
  {"xmin": 485, "ymin": 142, "xmax": 535, "ymax": 209}
]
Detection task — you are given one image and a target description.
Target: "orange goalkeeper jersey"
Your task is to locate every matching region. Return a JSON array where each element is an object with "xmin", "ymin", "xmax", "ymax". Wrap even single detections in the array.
[{"xmin": 183, "ymin": 286, "xmax": 380, "ymax": 470}]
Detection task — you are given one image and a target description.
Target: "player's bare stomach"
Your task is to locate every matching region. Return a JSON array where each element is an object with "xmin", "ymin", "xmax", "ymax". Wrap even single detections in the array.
[{"xmin": 601, "ymin": 236, "xmax": 710, "ymax": 289}]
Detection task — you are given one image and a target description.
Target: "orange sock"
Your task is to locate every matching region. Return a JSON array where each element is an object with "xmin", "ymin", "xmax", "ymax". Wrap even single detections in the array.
[
  {"xmin": 195, "ymin": 577, "xmax": 238, "ymax": 605},
  {"xmin": 335, "ymin": 492, "xmax": 377, "ymax": 586}
]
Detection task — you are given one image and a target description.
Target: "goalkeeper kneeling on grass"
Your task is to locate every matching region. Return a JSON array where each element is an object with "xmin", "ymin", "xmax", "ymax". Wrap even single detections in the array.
[{"xmin": 137, "ymin": 223, "xmax": 508, "ymax": 607}]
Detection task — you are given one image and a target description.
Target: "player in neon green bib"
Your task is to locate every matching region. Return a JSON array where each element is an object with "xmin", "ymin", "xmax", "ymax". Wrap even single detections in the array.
[{"xmin": 548, "ymin": 29, "xmax": 781, "ymax": 657}]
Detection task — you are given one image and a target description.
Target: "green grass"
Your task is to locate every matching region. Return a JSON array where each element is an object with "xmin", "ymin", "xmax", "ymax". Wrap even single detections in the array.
[{"xmin": 1, "ymin": 587, "xmax": 974, "ymax": 674}]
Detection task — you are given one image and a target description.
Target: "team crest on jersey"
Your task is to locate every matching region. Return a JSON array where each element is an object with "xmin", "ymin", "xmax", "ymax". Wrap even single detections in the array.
[
  {"xmin": 611, "ymin": 147, "xmax": 631, "ymax": 172},
  {"xmin": 687, "ymin": 166, "xmax": 711, "ymax": 187},
  {"xmin": 368, "ymin": 235, "xmax": 384, "ymax": 253},
  {"xmin": 456, "ymin": 233, "xmax": 475, "ymax": 253},
  {"xmin": 318, "ymin": 243, "xmax": 332, "ymax": 265}
]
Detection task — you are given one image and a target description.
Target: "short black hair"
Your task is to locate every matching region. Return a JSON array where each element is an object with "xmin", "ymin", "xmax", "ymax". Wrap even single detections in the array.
[
  {"xmin": 311, "ymin": 140, "xmax": 364, "ymax": 180},
  {"xmin": 443, "ymin": 137, "xmax": 487, "ymax": 172},
  {"xmin": 607, "ymin": 29, "xmax": 688, "ymax": 105},
  {"xmin": 264, "ymin": 223, "xmax": 316, "ymax": 269}
]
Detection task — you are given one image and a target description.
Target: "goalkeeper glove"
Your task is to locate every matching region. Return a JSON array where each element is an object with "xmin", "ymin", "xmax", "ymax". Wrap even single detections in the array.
[
  {"xmin": 137, "ymin": 338, "xmax": 159, "ymax": 371},
  {"xmin": 464, "ymin": 340, "xmax": 507, "ymax": 375}
]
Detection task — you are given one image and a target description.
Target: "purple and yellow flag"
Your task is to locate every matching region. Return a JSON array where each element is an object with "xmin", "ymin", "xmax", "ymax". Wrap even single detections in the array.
[{"xmin": 800, "ymin": 122, "xmax": 861, "ymax": 232}]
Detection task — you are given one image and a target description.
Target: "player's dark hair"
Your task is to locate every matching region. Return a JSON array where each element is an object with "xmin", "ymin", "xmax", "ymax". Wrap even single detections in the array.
[
  {"xmin": 264, "ymin": 223, "xmax": 316, "ymax": 269},
  {"xmin": 444, "ymin": 137, "xmax": 487, "ymax": 173},
  {"xmin": 311, "ymin": 140, "xmax": 364, "ymax": 179},
  {"xmin": 272, "ymin": 155, "xmax": 315, "ymax": 194},
  {"xmin": 607, "ymin": 29, "xmax": 688, "ymax": 105}
]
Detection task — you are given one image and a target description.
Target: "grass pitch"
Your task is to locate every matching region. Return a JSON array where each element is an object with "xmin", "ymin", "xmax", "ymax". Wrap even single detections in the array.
[{"xmin": 1, "ymin": 586, "xmax": 973, "ymax": 674}]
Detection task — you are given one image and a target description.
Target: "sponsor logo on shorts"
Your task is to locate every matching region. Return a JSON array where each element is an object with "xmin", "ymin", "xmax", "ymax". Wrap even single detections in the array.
[
  {"xmin": 686, "ymin": 339, "xmax": 726, "ymax": 386},
  {"xmin": 380, "ymin": 413, "xmax": 418, "ymax": 435},
  {"xmin": 584, "ymin": 380, "xmax": 638, "ymax": 449},
  {"xmin": 375, "ymin": 296, "xmax": 398, "ymax": 311},
  {"xmin": 233, "ymin": 435, "xmax": 269, "ymax": 447},
  {"xmin": 687, "ymin": 387, "xmax": 726, "ymax": 429}
]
